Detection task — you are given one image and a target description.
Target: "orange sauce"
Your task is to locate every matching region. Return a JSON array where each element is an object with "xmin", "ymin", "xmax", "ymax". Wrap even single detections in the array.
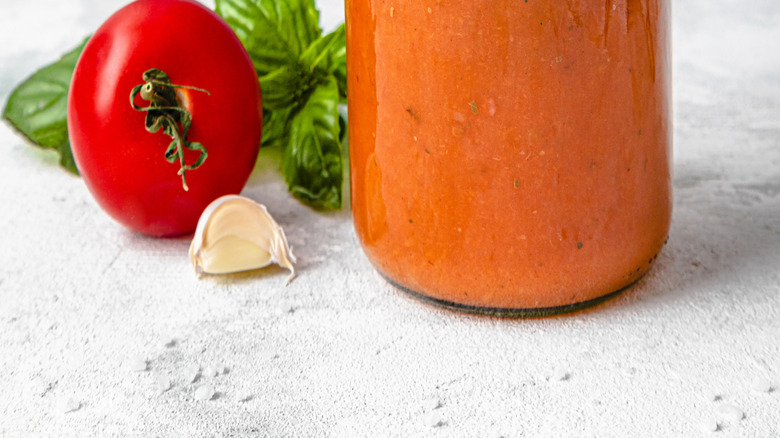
[{"xmin": 346, "ymin": 0, "xmax": 672, "ymax": 313}]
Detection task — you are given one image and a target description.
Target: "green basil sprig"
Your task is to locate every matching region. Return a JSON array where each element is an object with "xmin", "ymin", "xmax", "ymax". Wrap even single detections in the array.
[
  {"xmin": 217, "ymin": 0, "xmax": 346, "ymax": 210},
  {"xmin": 2, "ymin": 0, "xmax": 347, "ymax": 210}
]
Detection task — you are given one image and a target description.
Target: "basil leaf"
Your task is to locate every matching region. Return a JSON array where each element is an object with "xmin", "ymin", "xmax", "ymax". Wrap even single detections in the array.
[
  {"xmin": 216, "ymin": 0, "xmax": 321, "ymax": 76},
  {"xmin": 2, "ymin": 39, "xmax": 87, "ymax": 174},
  {"xmin": 283, "ymin": 76, "xmax": 342, "ymax": 209},
  {"xmin": 260, "ymin": 24, "xmax": 346, "ymax": 111},
  {"xmin": 299, "ymin": 24, "xmax": 344, "ymax": 77},
  {"xmin": 321, "ymin": 25, "xmax": 346, "ymax": 100},
  {"xmin": 259, "ymin": 65, "xmax": 300, "ymax": 110},
  {"xmin": 332, "ymin": 43, "xmax": 347, "ymax": 102},
  {"xmin": 216, "ymin": 1, "xmax": 346, "ymax": 209},
  {"xmin": 261, "ymin": 106, "xmax": 293, "ymax": 149},
  {"xmin": 259, "ymin": 63, "xmax": 319, "ymax": 111}
]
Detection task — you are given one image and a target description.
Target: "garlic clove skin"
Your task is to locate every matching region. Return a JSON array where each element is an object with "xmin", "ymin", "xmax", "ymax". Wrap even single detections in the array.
[{"xmin": 189, "ymin": 195, "xmax": 296, "ymax": 282}]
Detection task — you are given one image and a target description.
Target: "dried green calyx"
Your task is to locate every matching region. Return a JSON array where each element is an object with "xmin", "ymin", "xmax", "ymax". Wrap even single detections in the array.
[{"xmin": 130, "ymin": 68, "xmax": 209, "ymax": 191}]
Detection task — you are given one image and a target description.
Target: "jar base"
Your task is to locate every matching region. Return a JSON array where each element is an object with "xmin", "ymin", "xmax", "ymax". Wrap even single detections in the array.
[{"xmin": 382, "ymin": 274, "xmax": 629, "ymax": 318}]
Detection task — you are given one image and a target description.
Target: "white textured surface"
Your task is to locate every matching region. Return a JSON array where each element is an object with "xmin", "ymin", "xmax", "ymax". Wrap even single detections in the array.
[{"xmin": 1, "ymin": 1, "xmax": 779, "ymax": 437}]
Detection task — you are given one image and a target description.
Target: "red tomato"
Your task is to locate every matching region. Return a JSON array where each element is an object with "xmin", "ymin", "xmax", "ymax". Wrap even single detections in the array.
[{"xmin": 68, "ymin": 0, "xmax": 262, "ymax": 237}]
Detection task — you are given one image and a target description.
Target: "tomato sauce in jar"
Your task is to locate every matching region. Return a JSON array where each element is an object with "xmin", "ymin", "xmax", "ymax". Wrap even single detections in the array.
[{"xmin": 346, "ymin": 0, "xmax": 672, "ymax": 316}]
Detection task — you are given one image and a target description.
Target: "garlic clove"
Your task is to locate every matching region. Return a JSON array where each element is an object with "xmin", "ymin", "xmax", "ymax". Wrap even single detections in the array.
[{"xmin": 189, "ymin": 195, "xmax": 296, "ymax": 282}]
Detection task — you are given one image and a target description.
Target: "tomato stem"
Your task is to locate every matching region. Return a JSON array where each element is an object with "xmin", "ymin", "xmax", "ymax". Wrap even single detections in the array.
[{"xmin": 130, "ymin": 68, "xmax": 209, "ymax": 191}]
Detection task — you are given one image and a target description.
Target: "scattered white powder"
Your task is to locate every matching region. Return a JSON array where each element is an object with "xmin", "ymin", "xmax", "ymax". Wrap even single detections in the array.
[
  {"xmin": 155, "ymin": 373, "xmax": 172, "ymax": 394},
  {"xmin": 274, "ymin": 302, "xmax": 296, "ymax": 315},
  {"xmin": 717, "ymin": 404, "xmax": 744, "ymax": 422},
  {"xmin": 622, "ymin": 366, "xmax": 638, "ymax": 378},
  {"xmin": 257, "ymin": 349, "xmax": 278, "ymax": 361},
  {"xmin": 194, "ymin": 385, "xmax": 215, "ymax": 401},
  {"xmin": 31, "ymin": 377, "xmax": 51, "ymax": 398},
  {"xmin": 62, "ymin": 397, "xmax": 80, "ymax": 413},
  {"xmin": 128, "ymin": 355, "xmax": 147, "ymax": 372},
  {"xmin": 750, "ymin": 377, "xmax": 772, "ymax": 393},
  {"xmin": 552, "ymin": 369, "xmax": 570, "ymax": 381},
  {"xmin": 519, "ymin": 379, "xmax": 536, "ymax": 388},
  {"xmin": 204, "ymin": 363, "xmax": 227, "ymax": 377},
  {"xmin": 422, "ymin": 398, "xmax": 441, "ymax": 411},
  {"xmin": 204, "ymin": 365, "xmax": 219, "ymax": 378},
  {"xmin": 699, "ymin": 418, "xmax": 719, "ymax": 433},
  {"xmin": 422, "ymin": 410, "xmax": 444, "ymax": 428},
  {"xmin": 185, "ymin": 364, "xmax": 200, "ymax": 383},
  {"xmin": 237, "ymin": 392, "xmax": 253, "ymax": 403}
]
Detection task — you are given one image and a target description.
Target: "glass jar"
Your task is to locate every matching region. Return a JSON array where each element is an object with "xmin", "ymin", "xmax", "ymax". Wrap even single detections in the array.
[{"xmin": 346, "ymin": 0, "xmax": 672, "ymax": 316}]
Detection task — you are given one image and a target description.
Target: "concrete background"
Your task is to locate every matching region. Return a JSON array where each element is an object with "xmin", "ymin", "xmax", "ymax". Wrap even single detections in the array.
[{"xmin": 1, "ymin": 0, "xmax": 779, "ymax": 436}]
